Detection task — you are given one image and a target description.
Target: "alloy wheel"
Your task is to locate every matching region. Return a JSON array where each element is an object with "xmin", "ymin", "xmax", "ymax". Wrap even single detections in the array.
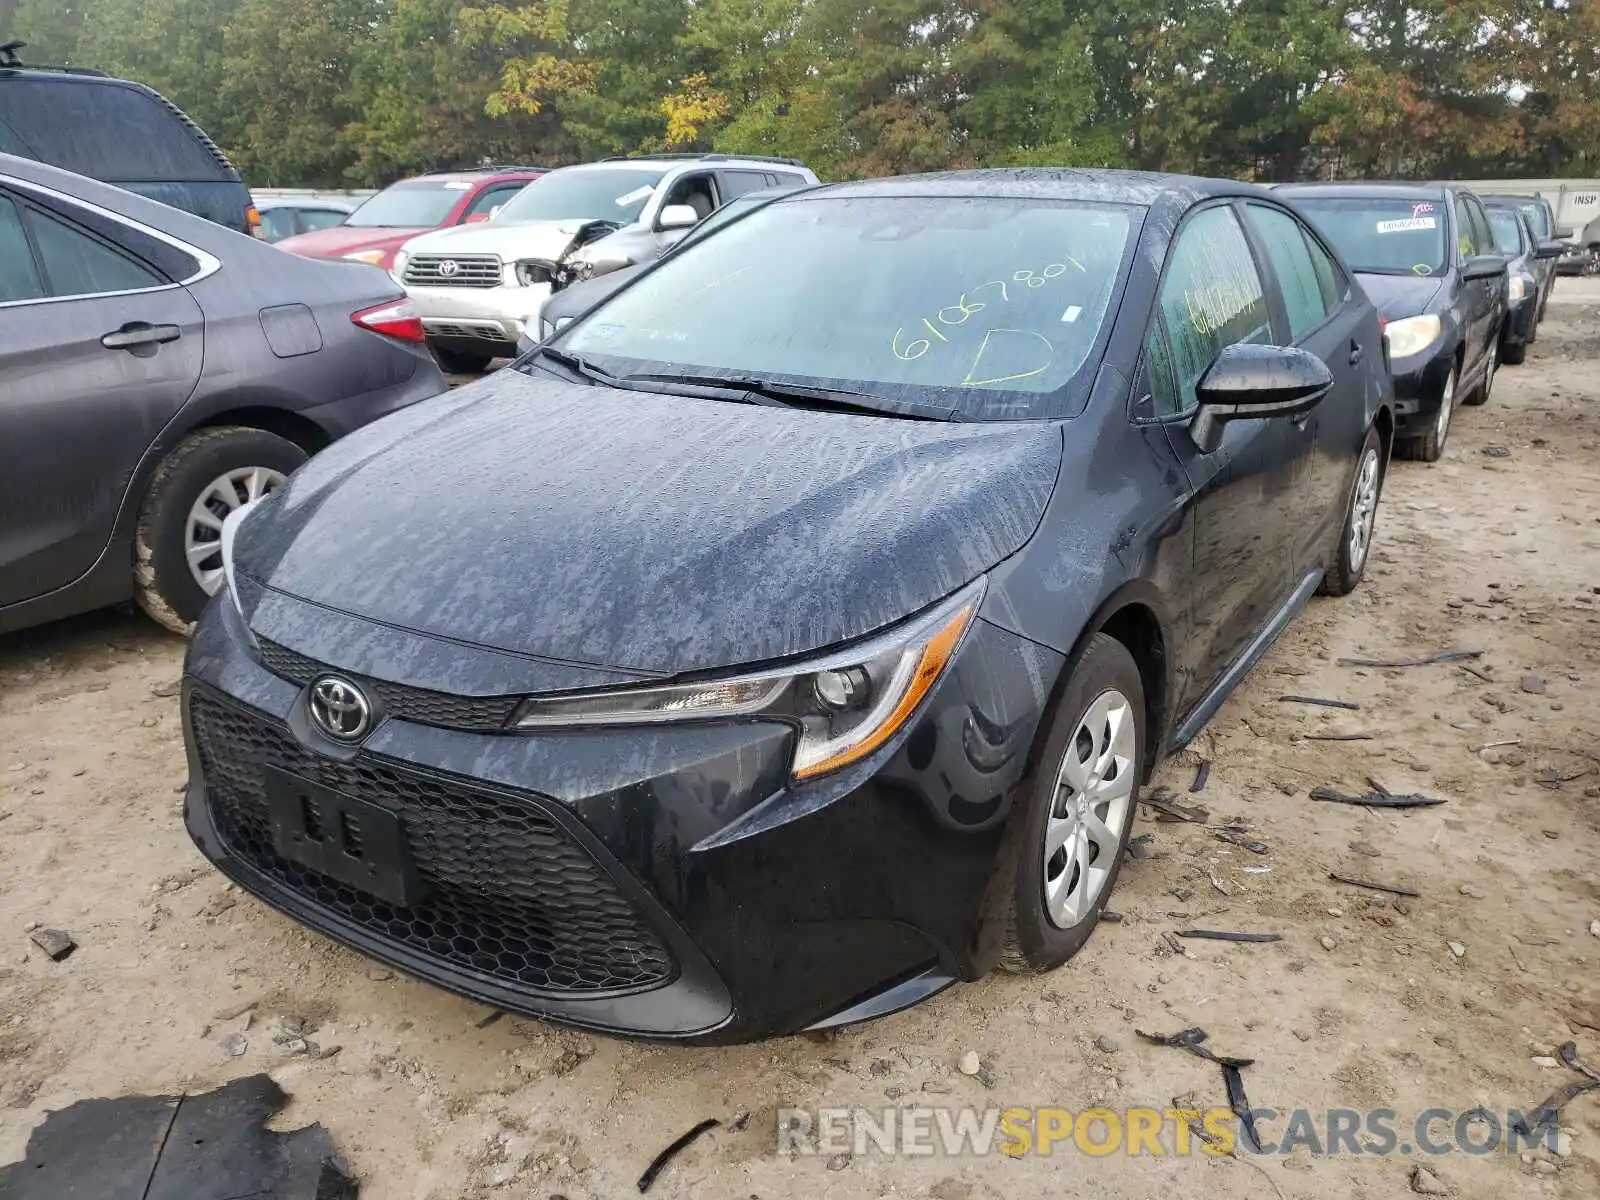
[
  {"xmin": 1348, "ymin": 447, "xmax": 1381, "ymax": 573},
  {"xmin": 1043, "ymin": 688, "xmax": 1136, "ymax": 928},
  {"xmin": 184, "ymin": 466, "xmax": 285, "ymax": 594},
  {"xmin": 1433, "ymin": 367, "xmax": 1457, "ymax": 448}
]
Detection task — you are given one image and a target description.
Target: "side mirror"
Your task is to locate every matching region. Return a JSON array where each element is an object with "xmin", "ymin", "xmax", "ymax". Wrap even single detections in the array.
[
  {"xmin": 1190, "ymin": 344, "xmax": 1333, "ymax": 454},
  {"xmin": 464, "ymin": 211, "xmax": 492, "ymax": 224},
  {"xmin": 1462, "ymin": 253, "xmax": 1507, "ymax": 281},
  {"xmin": 1535, "ymin": 239, "xmax": 1566, "ymax": 260},
  {"xmin": 657, "ymin": 204, "xmax": 701, "ymax": 231},
  {"xmin": 1555, "ymin": 226, "xmax": 1575, "ymax": 240}
]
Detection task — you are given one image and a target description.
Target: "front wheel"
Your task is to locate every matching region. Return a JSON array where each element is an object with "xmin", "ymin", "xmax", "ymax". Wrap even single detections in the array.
[
  {"xmin": 998, "ymin": 634, "xmax": 1144, "ymax": 973},
  {"xmin": 134, "ymin": 427, "xmax": 306, "ymax": 633},
  {"xmin": 1319, "ymin": 427, "xmax": 1384, "ymax": 596},
  {"xmin": 1462, "ymin": 340, "xmax": 1498, "ymax": 406}
]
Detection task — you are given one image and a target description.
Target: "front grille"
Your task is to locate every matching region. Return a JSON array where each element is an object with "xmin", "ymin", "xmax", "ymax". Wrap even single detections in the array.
[
  {"xmin": 190, "ymin": 690, "xmax": 675, "ymax": 994},
  {"xmin": 403, "ymin": 253, "xmax": 502, "ymax": 288},
  {"xmin": 255, "ymin": 639, "xmax": 522, "ymax": 733}
]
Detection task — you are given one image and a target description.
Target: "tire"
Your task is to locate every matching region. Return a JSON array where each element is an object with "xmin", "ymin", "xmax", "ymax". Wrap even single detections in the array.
[
  {"xmin": 433, "ymin": 348, "xmax": 492, "ymax": 374},
  {"xmin": 134, "ymin": 427, "xmax": 306, "ymax": 634},
  {"xmin": 1501, "ymin": 340, "xmax": 1527, "ymax": 366},
  {"xmin": 1318, "ymin": 426, "xmax": 1384, "ymax": 597},
  {"xmin": 1397, "ymin": 362, "xmax": 1457, "ymax": 462},
  {"xmin": 998, "ymin": 634, "xmax": 1144, "ymax": 973},
  {"xmin": 1462, "ymin": 339, "xmax": 1497, "ymax": 407}
]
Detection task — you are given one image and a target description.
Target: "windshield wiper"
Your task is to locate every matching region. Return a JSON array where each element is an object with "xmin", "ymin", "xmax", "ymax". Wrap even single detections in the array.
[
  {"xmin": 619, "ymin": 372, "xmax": 950, "ymax": 420},
  {"xmin": 535, "ymin": 346, "xmax": 622, "ymax": 387}
]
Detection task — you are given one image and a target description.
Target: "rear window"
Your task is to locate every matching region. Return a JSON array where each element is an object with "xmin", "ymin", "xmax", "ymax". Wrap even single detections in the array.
[{"xmin": 0, "ymin": 77, "xmax": 233, "ymax": 182}]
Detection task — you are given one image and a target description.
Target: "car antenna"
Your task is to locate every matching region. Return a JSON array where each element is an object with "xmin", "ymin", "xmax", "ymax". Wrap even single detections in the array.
[{"xmin": 0, "ymin": 41, "xmax": 25, "ymax": 68}]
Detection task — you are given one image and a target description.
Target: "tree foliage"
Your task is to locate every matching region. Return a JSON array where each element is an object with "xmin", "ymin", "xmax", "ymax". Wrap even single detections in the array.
[{"xmin": 5, "ymin": 0, "xmax": 1598, "ymax": 186}]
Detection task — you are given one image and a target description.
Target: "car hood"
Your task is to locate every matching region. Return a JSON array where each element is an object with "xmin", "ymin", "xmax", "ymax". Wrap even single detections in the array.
[
  {"xmin": 234, "ymin": 373, "xmax": 1060, "ymax": 678},
  {"xmin": 403, "ymin": 219, "xmax": 615, "ymax": 261},
  {"xmin": 1355, "ymin": 272, "xmax": 1444, "ymax": 320},
  {"xmin": 275, "ymin": 226, "xmax": 424, "ymax": 260}
]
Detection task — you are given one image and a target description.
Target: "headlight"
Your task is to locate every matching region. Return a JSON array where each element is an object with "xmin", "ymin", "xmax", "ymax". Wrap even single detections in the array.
[
  {"xmin": 1383, "ymin": 314, "xmax": 1442, "ymax": 359},
  {"xmin": 515, "ymin": 260, "xmax": 556, "ymax": 287},
  {"xmin": 514, "ymin": 580, "xmax": 984, "ymax": 780},
  {"xmin": 1509, "ymin": 274, "xmax": 1532, "ymax": 303},
  {"xmin": 391, "ymin": 249, "xmax": 410, "ymax": 281},
  {"xmin": 566, "ymin": 245, "xmax": 634, "ymax": 279},
  {"xmin": 341, "ymin": 249, "xmax": 388, "ymax": 266}
]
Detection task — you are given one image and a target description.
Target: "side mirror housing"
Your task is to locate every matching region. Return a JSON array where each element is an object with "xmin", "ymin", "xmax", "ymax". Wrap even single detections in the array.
[
  {"xmin": 657, "ymin": 204, "xmax": 701, "ymax": 231},
  {"xmin": 1555, "ymin": 226, "xmax": 1575, "ymax": 240},
  {"xmin": 464, "ymin": 212, "xmax": 492, "ymax": 224},
  {"xmin": 1190, "ymin": 344, "xmax": 1333, "ymax": 454},
  {"xmin": 1535, "ymin": 239, "xmax": 1565, "ymax": 260},
  {"xmin": 1462, "ymin": 253, "xmax": 1507, "ymax": 281}
]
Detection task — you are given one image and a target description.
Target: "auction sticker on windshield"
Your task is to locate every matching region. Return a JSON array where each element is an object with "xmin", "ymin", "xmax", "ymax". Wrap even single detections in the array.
[{"xmin": 1376, "ymin": 217, "xmax": 1437, "ymax": 234}]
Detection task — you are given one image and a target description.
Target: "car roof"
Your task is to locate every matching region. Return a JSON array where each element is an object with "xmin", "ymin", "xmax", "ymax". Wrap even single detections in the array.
[
  {"xmin": 1483, "ymin": 193, "xmax": 1546, "ymax": 205},
  {"xmin": 778, "ymin": 167, "xmax": 1272, "ymax": 207},
  {"xmin": 401, "ymin": 168, "xmax": 547, "ymax": 185},
  {"xmin": 1277, "ymin": 181, "xmax": 1450, "ymax": 200},
  {"xmin": 256, "ymin": 198, "xmax": 352, "ymax": 211}
]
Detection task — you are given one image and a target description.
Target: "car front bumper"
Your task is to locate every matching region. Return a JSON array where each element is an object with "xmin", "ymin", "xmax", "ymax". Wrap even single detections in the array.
[
  {"xmin": 1386, "ymin": 345, "xmax": 1455, "ymax": 435},
  {"xmin": 1504, "ymin": 296, "xmax": 1537, "ymax": 347},
  {"xmin": 181, "ymin": 592, "xmax": 1060, "ymax": 1042},
  {"xmin": 406, "ymin": 283, "xmax": 550, "ymax": 356}
]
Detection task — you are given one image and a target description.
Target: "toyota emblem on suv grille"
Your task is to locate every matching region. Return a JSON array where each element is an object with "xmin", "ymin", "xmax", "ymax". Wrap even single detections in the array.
[
  {"xmin": 437, "ymin": 260, "xmax": 461, "ymax": 278},
  {"xmin": 308, "ymin": 676, "xmax": 372, "ymax": 741}
]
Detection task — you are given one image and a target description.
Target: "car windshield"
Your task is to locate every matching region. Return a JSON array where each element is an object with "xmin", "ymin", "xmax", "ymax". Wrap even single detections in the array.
[
  {"xmin": 1517, "ymin": 202, "xmax": 1551, "ymax": 239},
  {"xmin": 554, "ymin": 195, "xmax": 1136, "ymax": 420},
  {"xmin": 494, "ymin": 168, "xmax": 666, "ymax": 224},
  {"xmin": 1487, "ymin": 210, "xmax": 1525, "ymax": 255},
  {"xmin": 1292, "ymin": 197, "xmax": 1448, "ymax": 276},
  {"xmin": 345, "ymin": 181, "xmax": 467, "ymax": 228}
]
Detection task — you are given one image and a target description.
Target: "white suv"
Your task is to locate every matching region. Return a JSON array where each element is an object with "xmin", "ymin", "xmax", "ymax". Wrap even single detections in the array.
[{"xmin": 396, "ymin": 154, "xmax": 819, "ymax": 372}]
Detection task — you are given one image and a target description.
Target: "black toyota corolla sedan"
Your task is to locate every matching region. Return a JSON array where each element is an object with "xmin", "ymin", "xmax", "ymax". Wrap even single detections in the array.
[
  {"xmin": 183, "ymin": 170, "xmax": 1395, "ymax": 1043},
  {"xmin": 1279, "ymin": 182, "xmax": 1507, "ymax": 463}
]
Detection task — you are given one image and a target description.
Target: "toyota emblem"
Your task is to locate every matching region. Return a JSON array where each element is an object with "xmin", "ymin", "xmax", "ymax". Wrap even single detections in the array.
[
  {"xmin": 437, "ymin": 260, "xmax": 461, "ymax": 278},
  {"xmin": 308, "ymin": 676, "xmax": 372, "ymax": 742}
]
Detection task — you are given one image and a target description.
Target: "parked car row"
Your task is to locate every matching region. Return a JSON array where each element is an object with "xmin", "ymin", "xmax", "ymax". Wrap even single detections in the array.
[{"xmin": 0, "ymin": 49, "xmax": 1579, "ymax": 1045}]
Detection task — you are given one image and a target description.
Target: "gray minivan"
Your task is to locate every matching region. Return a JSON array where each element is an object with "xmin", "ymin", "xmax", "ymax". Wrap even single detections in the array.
[{"xmin": 0, "ymin": 45, "xmax": 256, "ymax": 234}]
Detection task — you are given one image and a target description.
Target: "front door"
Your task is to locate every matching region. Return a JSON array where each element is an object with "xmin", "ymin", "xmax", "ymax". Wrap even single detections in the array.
[
  {"xmin": 0, "ymin": 189, "xmax": 204, "ymax": 606},
  {"xmin": 1140, "ymin": 203, "xmax": 1303, "ymax": 712}
]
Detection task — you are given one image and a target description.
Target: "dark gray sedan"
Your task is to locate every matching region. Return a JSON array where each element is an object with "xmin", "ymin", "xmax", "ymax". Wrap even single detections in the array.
[{"xmin": 0, "ymin": 153, "xmax": 445, "ymax": 636}]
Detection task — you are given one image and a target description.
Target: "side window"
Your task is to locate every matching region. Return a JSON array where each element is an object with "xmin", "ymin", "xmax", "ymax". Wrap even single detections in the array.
[
  {"xmin": 1452, "ymin": 196, "xmax": 1478, "ymax": 259},
  {"xmin": 258, "ymin": 208, "xmax": 298, "ymax": 242},
  {"xmin": 1153, "ymin": 205, "xmax": 1273, "ymax": 413},
  {"xmin": 768, "ymin": 171, "xmax": 809, "ymax": 190},
  {"xmin": 1246, "ymin": 204, "xmax": 1329, "ymax": 341},
  {"xmin": 0, "ymin": 195, "xmax": 45, "ymax": 302},
  {"xmin": 1143, "ymin": 321, "xmax": 1181, "ymax": 417},
  {"xmin": 1304, "ymin": 231, "xmax": 1346, "ymax": 312},
  {"xmin": 24, "ymin": 206, "xmax": 164, "ymax": 297},
  {"xmin": 717, "ymin": 170, "xmax": 772, "ymax": 200},
  {"xmin": 464, "ymin": 184, "xmax": 524, "ymax": 219},
  {"xmin": 1465, "ymin": 199, "xmax": 1494, "ymax": 256},
  {"xmin": 300, "ymin": 209, "xmax": 348, "ymax": 233},
  {"xmin": 660, "ymin": 172, "xmax": 718, "ymax": 221}
]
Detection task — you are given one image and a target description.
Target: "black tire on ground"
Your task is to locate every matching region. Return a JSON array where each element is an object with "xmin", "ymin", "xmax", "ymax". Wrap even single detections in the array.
[
  {"xmin": 997, "ymin": 633, "xmax": 1145, "ymax": 973},
  {"xmin": 433, "ymin": 348, "xmax": 493, "ymax": 374},
  {"xmin": 1318, "ymin": 426, "xmax": 1385, "ymax": 597},
  {"xmin": 1395, "ymin": 363, "xmax": 1458, "ymax": 463},
  {"xmin": 1501, "ymin": 340, "xmax": 1527, "ymax": 366},
  {"xmin": 134, "ymin": 427, "xmax": 307, "ymax": 634}
]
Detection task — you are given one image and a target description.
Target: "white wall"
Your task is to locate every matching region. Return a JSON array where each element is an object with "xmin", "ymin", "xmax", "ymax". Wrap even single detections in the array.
[{"xmin": 1450, "ymin": 179, "xmax": 1600, "ymax": 244}]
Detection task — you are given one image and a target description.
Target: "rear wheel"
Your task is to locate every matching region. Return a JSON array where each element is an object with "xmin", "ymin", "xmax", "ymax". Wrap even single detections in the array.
[
  {"xmin": 1462, "ymin": 339, "xmax": 1497, "ymax": 406},
  {"xmin": 1398, "ymin": 363, "xmax": 1457, "ymax": 462},
  {"xmin": 1319, "ymin": 427, "xmax": 1384, "ymax": 597},
  {"xmin": 1501, "ymin": 339, "xmax": 1527, "ymax": 366},
  {"xmin": 433, "ymin": 348, "xmax": 492, "ymax": 374},
  {"xmin": 998, "ymin": 634, "xmax": 1144, "ymax": 973},
  {"xmin": 134, "ymin": 427, "xmax": 306, "ymax": 633}
]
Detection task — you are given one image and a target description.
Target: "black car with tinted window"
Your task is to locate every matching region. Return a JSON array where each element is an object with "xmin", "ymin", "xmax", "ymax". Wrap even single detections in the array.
[
  {"xmin": 0, "ymin": 43, "xmax": 258, "ymax": 234},
  {"xmin": 1280, "ymin": 182, "xmax": 1507, "ymax": 462},
  {"xmin": 184, "ymin": 170, "xmax": 1394, "ymax": 1043},
  {"xmin": 1490, "ymin": 193, "xmax": 1568, "ymax": 319},
  {"xmin": 1481, "ymin": 199, "xmax": 1566, "ymax": 363}
]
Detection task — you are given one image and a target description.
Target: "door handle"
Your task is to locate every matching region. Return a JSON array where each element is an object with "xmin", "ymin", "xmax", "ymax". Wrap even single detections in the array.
[
  {"xmin": 101, "ymin": 322, "xmax": 181, "ymax": 351},
  {"xmin": 1348, "ymin": 340, "xmax": 1363, "ymax": 366}
]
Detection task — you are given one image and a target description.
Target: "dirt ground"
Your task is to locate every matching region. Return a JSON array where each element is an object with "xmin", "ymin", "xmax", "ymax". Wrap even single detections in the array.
[{"xmin": 3, "ymin": 281, "xmax": 1599, "ymax": 1200}]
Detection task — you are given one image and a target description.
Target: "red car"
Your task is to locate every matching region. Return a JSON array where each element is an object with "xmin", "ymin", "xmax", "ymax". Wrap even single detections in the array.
[{"xmin": 275, "ymin": 166, "xmax": 547, "ymax": 272}]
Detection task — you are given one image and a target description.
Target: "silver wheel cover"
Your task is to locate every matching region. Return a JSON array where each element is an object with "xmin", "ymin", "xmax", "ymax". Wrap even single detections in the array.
[
  {"xmin": 1348, "ymin": 447, "xmax": 1381, "ymax": 573},
  {"xmin": 1044, "ymin": 688, "xmax": 1136, "ymax": 928},
  {"xmin": 184, "ymin": 467, "xmax": 285, "ymax": 594}
]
